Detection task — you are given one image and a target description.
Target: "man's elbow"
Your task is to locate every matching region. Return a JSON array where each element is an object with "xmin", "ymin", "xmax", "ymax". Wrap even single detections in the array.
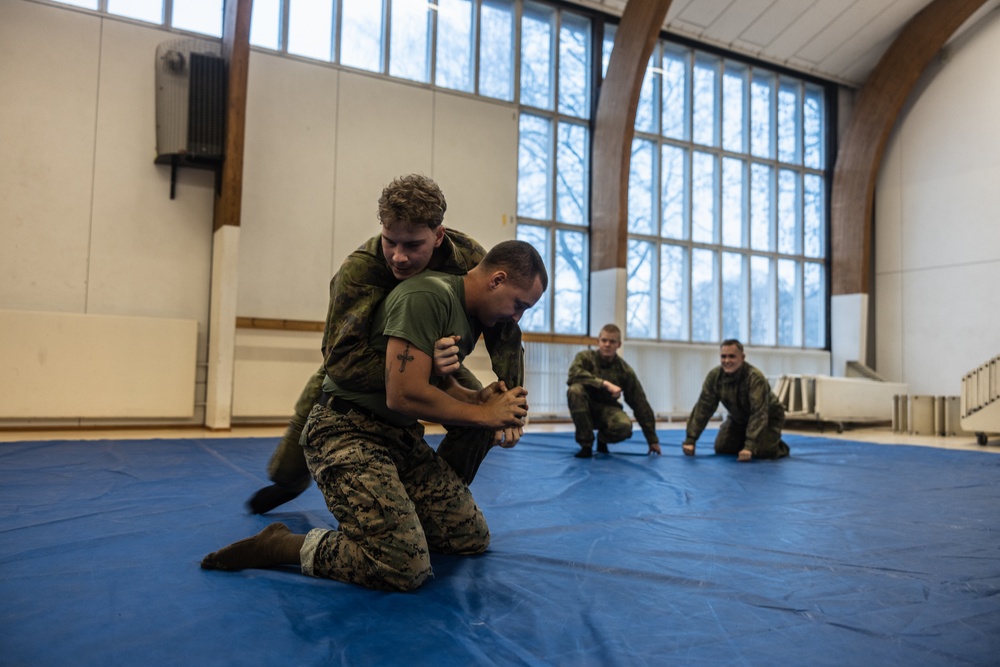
[
  {"xmin": 385, "ymin": 389, "xmax": 421, "ymax": 417},
  {"xmin": 385, "ymin": 390, "xmax": 408, "ymax": 414}
]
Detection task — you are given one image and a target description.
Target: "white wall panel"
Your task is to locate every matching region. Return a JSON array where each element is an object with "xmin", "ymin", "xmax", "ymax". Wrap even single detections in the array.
[
  {"xmin": 0, "ymin": 1, "xmax": 100, "ymax": 313},
  {"xmin": 232, "ymin": 330, "xmax": 322, "ymax": 418},
  {"xmin": 87, "ymin": 19, "xmax": 215, "ymax": 324},
  {"xmin": 901, "ymin": 263, "xmax": 1000, "ymax": 396},
  {"xmin": 238, "ymin": 53, "xmax": 339, "ymax": 322},
  {"xmin": 431, "ymin": 94, "xmax": 519, "ymax": 251},
  {"xmin": 0, "ymin": 310, "xmax": 197, "ymax": 418},
  {"xmin": 333, "ymin": 73, "xmax": 434, "ymax": 261},
  {"xmin": 874, "ymin": 271, "xmax": 904, "ymax": 383},
  {"xmin": 874, "ymin": 9, "xmax": 1000, "ymax": 395}
]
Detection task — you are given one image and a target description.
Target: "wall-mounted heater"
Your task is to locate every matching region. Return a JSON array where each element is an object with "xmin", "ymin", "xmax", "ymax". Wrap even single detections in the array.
[{"xmin": 154, "ymin": 38, "xmax": 227, "ymax": 199}]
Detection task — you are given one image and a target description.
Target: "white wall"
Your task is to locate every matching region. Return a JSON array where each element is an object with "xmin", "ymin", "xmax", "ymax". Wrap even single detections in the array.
[
  {"xmin": 874, "ymin": 7, "xmax": 1000, "ymax": 396},
  {"xmin": 0, "ymin": 0, "xmax": 519, "ymax": 425}
]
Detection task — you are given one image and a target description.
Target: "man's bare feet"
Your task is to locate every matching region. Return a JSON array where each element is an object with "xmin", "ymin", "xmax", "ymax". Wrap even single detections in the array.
[
  {"xmin": 738, "ymin": 449, "xmax": 753, "ymax": 462},
  {"xmin": 682, "ymin": 443, "xmax": 696, "ymax": 456}
]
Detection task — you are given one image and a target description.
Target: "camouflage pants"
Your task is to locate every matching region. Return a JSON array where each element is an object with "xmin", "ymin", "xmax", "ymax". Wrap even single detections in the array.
[
  {"xmin": 300, "ymin": 402, "xmax": 490, "ymax": 592},
  {"xmin": 714, "ymin": 416, "xmax": 790, "ymax": 459},
  {"xmin": 566, "ymin": 383, "xmax": 634, "ymax": 445},
  {"xmin": 268, "ymin": 364, "xmax": 495, "ymax": 488}
]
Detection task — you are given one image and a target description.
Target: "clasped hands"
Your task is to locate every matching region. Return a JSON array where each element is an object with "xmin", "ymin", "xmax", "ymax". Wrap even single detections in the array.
[{"xmin": 433, "ymin": 335, "xmax": 526, "ymax": 448}]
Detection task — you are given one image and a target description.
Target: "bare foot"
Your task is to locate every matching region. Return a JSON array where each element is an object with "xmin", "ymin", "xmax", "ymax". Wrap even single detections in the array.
[
  {"xmin": 682, "ymin": 443, "xmax": 695, "ymax": 456},
  {"xmin": 738, "ymin": 449, "xmax": 753, "ymax": 462},
  {"xmin": 201, "ymin": 523, "xmax": 302, "ymax": 571}
]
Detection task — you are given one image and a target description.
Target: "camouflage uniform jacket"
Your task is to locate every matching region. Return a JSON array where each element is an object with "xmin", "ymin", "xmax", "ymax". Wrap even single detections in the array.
[
  {"xmin": 684, "ymin": 363, "xmax": 785, "ymax": 452},
  {"xmin": 567, "ymin": 350, "xmax": 659, "ymax": 445},
  {"xmin": 322, "ymin": 228, "xmax": 524, "ymax": 392}
]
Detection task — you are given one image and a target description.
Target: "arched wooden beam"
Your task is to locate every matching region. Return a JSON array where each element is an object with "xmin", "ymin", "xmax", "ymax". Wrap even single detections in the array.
[
  {"xmin": 213, "ymin": 0, "xmax": 253, "ymax": 231},
  {"xmin": 591, "ymin": 0, "xmax": 673, "ymax": 271},
  {"xmin": 830, "ymin": 0, "xmax": 987, "ymax": 295}
]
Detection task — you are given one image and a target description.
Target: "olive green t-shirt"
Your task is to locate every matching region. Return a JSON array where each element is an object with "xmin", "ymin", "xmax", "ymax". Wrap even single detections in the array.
[{"xmin": 325, "ymin": 271, "xmax": 480, "ymax": 426}]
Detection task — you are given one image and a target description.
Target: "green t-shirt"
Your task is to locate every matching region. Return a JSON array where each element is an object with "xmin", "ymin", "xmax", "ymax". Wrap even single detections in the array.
[{"xmin": 326, "ymin": 271, "xmax": 480, "ymax": 426}]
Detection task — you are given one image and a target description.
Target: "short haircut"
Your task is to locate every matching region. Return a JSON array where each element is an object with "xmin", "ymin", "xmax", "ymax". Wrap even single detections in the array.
[
  {"xmin": 599, "ymin": 323, "xmax": 621, "ymax": 338},
  {"xmin": 377, "ymin": 174, "xmax": 447, "ymax": 230},
  {"xmin": 720, "ymin": 339, "xmax": 744, "ymax": 352},
  {"xmin": 480, "ymin": 240, "xmax": 548, "ymax": 291}
]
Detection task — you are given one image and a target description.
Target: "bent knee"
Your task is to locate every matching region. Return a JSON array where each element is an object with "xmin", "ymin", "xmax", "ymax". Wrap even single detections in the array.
[
  {"xmin": 605, "ymin": 421, "xmax": 633, "ymax": 442},
  {"xmin": 431, "ymin": 519, "xmax": 491, "ymax": 556},
  {"xmin": 375, "ymin": 554, "xmax": 433, "ymax": 592},
  {"xmin": 460, "ymin": 522, "xmax": 491, "ymax": 555}
]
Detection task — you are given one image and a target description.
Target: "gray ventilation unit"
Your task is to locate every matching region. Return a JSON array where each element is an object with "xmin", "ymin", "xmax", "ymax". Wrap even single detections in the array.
[{"xmin": 154, "ymin": 38, "xmax": 227, "ymax": 197}]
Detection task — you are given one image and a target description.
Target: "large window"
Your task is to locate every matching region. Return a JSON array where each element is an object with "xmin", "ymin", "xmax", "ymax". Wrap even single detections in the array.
[
  {"xmin": 56, "ymin": 0, "xmax": 224, "ymax": 36},
  {"xmin": 625, "ymin": 40, "xmax": 827, "ymax": 348},
  {"xmin": 516, "ymin": 3, "xmax": 591, "ymax": 335}
]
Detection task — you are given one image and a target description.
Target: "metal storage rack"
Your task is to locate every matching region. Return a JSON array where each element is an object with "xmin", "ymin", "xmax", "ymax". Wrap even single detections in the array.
[{"xmin": 961, "ymin": 355, "xmax": 1000, "ymax": 446}]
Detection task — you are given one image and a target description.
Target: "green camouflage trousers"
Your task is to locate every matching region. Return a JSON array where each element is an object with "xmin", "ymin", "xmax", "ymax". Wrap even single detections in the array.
[
  {"xmin": 566, "ymin": 383, "xmax": 634, "ymax": 445},
  {"xmin": 300, "ymin": 402, "xmax": 490, "ymax": 592},
  {"xmin": 714, "ymin": 416, "xmax": 790, "ymax": 459}
]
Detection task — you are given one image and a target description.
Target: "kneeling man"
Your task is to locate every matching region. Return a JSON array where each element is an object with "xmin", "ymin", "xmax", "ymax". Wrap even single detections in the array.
[{"xmin": 682, "ymin": 339, "xmax": 789, "ymax": 462}]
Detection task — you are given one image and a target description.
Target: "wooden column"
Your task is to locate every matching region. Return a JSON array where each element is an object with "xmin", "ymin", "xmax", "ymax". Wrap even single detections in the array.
[
  {"xmin": 830, "ymin": 0, "xmax": 987, "ymax": 296},
  {"xmin": 588, "ymin": 0, "xmax": 672, "ymax": 334},
  {"xmin": 591, "ymin": 0, "xmax": 673, "ymax": 273},
  {"xmin": 213, "ymin": 0, "xmax": 253, "ymax": 233},
  {"xmin": 205, "ymin": 0, "xmax": 253, "ymax": 429}
]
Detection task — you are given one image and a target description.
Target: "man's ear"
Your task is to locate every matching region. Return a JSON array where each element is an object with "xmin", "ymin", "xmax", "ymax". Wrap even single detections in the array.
[
  {"xmin": 433, "ymin": 226, "xmax": 446, "ymax": 247},
  {"xmin": 489, "ymin": 271, "xmax": 507, "ymax": 289}
]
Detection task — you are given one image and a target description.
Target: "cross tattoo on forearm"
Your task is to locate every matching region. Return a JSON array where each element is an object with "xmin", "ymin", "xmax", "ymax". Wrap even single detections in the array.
[{"xmin": 397, "ymin": 343, "xmax": 415, "ymax": 372}]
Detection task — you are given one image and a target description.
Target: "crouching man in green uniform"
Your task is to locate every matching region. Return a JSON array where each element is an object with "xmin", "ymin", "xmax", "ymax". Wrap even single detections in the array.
[
  {"xmin": 566, "ymin": 324, "xmax": 661, "ymax": 458},
  {"xmin": 682, "ymin": 339, "xmax": 790, "ymax": 462},
  {"xmin": 201, "ymin": 241, "xmax": 547, "ymax": 592}
]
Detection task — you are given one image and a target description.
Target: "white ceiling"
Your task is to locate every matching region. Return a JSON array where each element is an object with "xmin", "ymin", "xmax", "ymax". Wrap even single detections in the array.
[{"xmin": 566, "ymin": 0, "xmax": 1000, "ymax": 87}]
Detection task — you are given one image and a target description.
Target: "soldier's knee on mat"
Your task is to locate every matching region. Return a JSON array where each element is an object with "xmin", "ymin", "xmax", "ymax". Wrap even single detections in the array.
[
  {"xmin": 381, "ymin": 566, "xmax": 432, "ymax": 592},
  {"xmin": 606, "ymin": 422, "xmax": 633, "ymax": 443}
]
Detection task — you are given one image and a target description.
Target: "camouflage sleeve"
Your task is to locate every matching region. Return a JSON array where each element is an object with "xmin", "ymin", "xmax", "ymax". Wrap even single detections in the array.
[
  {"xmin": 684, "ymin": 368, "xmax": 721, "ymax": 445},
  {"xmin": 452, "ymin": 363, "xmax": 484, "ymax": 392},
  {"xmin": 567, "ymin": 351, "xmax": 603, "ymax": 389},
  {"xmin": 444, "ymin": 228, "xmax": 486, "ymax": 270},
  {"xmin": 742, "ymin": 370, "xmax": 773, "ymax": 452},
  {"xmin": 482, "ymin": 321, "xmax": 524, "ymax": 388},
  {"xmin": 622, "ymin": 365, "xmax": 659, "ymax": 444},
  {"xmin": 322, "ymin": 241, "xmax": 398, "ymax": 392}
]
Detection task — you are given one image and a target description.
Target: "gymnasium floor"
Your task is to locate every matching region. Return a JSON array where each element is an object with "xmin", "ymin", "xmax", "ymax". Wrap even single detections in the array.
[{"xmin": 1, "ymin": 423, "xmax": 998, "ymax": 666}]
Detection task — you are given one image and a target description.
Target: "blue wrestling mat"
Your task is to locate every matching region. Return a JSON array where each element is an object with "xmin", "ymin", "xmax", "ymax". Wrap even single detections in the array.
[{"xmin": 1, "ymin": 432, "xmax": 998, "ymax": 666}]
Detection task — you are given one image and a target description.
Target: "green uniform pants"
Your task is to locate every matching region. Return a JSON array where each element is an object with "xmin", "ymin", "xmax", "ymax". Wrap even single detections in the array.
[
  {"xmin": 714, "ymin": 416, "xmax": 790, "ymax": 459},
  {"xmin": 566, "ymin": 383, "xmax": 634, "ymax": 446}
]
